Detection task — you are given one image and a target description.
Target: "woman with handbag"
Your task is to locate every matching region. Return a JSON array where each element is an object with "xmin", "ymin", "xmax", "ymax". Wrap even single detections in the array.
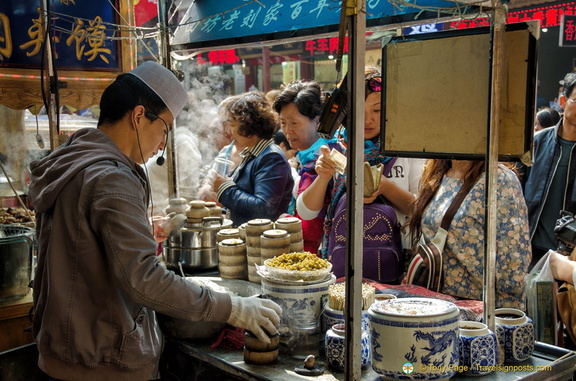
[
  {"xmin": 297, "ymin": 67, "xmax": 424, "ymax": 283},
  {"xmin": 406, "ymin": 160, "xmax": 531, "ymax": 309},
  {"xmin": 272, "ymin": 80, "xmax": 342, "ymax": 253}
]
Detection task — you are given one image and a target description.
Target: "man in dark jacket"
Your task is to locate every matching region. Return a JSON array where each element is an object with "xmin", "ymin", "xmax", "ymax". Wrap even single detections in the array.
[
  {"xmin": 524, "ymin": 72, "xmax": 576, "ymax": 269},
  {"xmin": 28, "ymin": 61, "xmax": 281, "ymax": 381}
]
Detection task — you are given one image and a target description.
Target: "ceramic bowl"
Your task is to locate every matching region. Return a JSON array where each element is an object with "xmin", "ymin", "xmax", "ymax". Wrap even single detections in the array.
[
  {"xmin": 495, "ymin": 308, "xmax": 535, "ymax": 362},
  {"xmin": 368, "ymin": 297, "xmax": 460, "ymax": 380},
  {"xmin": 458, "ymin": 321, "xmax": 497, "ymax": 375}
]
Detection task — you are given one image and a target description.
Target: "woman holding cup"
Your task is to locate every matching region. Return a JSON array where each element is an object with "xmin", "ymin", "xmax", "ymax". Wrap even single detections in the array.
[{"xmin": 209, "ymin": 92, "xmax": 294, "ymax": 226}]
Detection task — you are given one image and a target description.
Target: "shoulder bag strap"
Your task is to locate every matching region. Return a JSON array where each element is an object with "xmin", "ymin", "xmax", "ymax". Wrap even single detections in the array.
[{"xmin": 440, "ymin": 176, "xmax": 476, "ymax": 231}]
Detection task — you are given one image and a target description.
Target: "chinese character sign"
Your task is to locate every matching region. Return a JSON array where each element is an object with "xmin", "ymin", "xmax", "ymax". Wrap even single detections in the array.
[
  {"xmin": 561, "ymin": 14, "xmax": 576, "ymax": 47},
  {"xmin": 0, "ymin": 0, "xmax": 119, "ymax": 70},
  {"xmin": 172, "ymin": 0, "xmax": 461, "ymax": 47}
]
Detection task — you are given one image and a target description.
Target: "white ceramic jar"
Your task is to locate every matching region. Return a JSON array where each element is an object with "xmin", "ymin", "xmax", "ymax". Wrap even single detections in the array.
[
  {"xmin": 368, "ymin": 297, "xmax": 460, "ymax": 380},
  {"xmin": 458, "ymin": 321, "xmax": 497, "ymax": 375}
]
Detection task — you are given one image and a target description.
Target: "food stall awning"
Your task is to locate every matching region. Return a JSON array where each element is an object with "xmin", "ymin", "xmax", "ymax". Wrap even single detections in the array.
[{"xmin": 170, "ymin": 0, "xmax": 492, "ymax": 51}]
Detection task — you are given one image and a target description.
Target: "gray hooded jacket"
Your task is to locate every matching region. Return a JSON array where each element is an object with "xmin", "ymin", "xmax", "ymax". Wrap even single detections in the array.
[{"xmin": 28, "ymin": 128, "xmax": 231, "ymax": 380}]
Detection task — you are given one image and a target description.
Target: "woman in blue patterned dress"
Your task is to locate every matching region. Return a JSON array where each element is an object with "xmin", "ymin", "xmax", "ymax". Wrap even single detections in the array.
[{"xmin": 407, "ymin": 160, "xmax": 531, "ymax": 310}]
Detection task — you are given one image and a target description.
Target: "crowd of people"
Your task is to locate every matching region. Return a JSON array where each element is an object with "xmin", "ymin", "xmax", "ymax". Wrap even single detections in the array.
[{"xmin": 26, "ymin": 59, "xmax": 576, "ymax": 379}]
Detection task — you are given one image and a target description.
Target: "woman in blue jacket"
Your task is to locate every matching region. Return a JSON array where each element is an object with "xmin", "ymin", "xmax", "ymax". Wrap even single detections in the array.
[{"xmin": 212, "ymin": 92, "xmax": 294, "ymax": 226}]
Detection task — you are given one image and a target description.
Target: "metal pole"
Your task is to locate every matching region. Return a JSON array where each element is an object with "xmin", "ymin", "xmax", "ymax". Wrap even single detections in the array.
[
  {"xmin": 484, "ymin": 0, "xmax": 506, "ymax": 338},
  {"xmin": 262, "ymin": 47, "xmax": 271, "ymax": 92},
  {"xmin": 344, "ymin": 0, "xmax": 365, "ymax": 379},
  {"xmin": 41, "ymin": 0, "xmax": 59, "ymax": 150},
  {"xmin": 158, "ymin": 0, "xmax": 178, "ymax": 199}
]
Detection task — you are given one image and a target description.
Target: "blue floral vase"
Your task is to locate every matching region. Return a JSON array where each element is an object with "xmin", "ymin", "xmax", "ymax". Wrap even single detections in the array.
[
  {"xmin": 324, "ymin": 324, "xmax": 370, "ymax": 371},
  {"xmin": 495, "ymin": 308, "xmax": 535, "ymax": 362},
  {"xmin": 458, "ymin": 321, "xmax": 497, "ymax": 375}
]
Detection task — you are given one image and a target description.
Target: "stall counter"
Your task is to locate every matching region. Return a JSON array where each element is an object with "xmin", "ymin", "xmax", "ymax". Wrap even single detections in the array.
[
  {"xmin": 160, "ymin": 338, "xmax": 576, "ymax": 381},
  {"xmin": 0, "ymin": 292, "xmax": 34, "ymax": 352}
]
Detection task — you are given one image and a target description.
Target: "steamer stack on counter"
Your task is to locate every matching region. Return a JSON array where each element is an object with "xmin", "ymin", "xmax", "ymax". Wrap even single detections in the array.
[
  {"xmin": 245, "ymin": 219, "xmax": 274, "ymax": 283},
  {"xmin": 275, "ymin": 217, "xmax": 304, "ymax": 252},
  {"xmin": 216, "ymin": 217, "xmax": 304, "ymax": 283}
]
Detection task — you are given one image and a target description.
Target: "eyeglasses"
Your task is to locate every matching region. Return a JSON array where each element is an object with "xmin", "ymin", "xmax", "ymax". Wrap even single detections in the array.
[
  {"xmin": 366, "ymin": 76, "xmax": 382, "ymax": 92},
  {"xmin": 145, "ymin": 111, "xmax": 171, "ymax": 134},
  {"xmin": 568, "ymin": 98, "xmax": 576, "ymax": 104}
]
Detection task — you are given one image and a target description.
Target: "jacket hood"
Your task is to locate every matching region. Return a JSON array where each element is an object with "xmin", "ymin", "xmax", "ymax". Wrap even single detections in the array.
[{"xmin": 29, "ymin": 128, "xmax": 143, "ymax": 213}]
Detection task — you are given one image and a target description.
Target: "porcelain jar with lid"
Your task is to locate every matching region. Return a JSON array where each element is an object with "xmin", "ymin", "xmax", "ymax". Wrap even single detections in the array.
[
  {"xmin": 368, "ymin": 297, "xmax": 460, "ymax": 380},
  {"xmin": 458, "ymin": 321, "xmax": 497, "ymax": 375},
  {"xmin": 325, "ymin": 323, "xmax": 370, "ymax": 371},
  {"xmin": 495, "ymin": 308, "xmax": 535, "ymax": 362}
]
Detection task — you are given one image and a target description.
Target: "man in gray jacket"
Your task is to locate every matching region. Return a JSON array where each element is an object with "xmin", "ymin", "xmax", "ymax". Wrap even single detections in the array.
[{"xmin": 28, "ymin": 61, "xmax": 281, "ymax": 381}]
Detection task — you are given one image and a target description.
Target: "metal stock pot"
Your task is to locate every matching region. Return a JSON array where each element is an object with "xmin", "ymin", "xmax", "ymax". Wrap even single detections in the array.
[{"xmin": 163, "ymin": 216, "xmax": 232, "ymax": 270}]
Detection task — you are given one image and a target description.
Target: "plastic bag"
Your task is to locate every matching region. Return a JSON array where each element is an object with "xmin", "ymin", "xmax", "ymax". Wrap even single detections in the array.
[{"xmin": 525, "ymin": 250, "xmax": 558, "ymax": 345}]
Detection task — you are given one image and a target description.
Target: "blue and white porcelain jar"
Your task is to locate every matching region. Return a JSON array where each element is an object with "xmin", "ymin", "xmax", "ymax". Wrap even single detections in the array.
[
  {"xmin": 368, "ymin": 298, "xmax": 460, "ymax": 380},
  {"xmin": 458, "ymin": 321, "xmax": 497, "ymax": 375},
  {"xmin": 495, "ymin": 308, "xmax": 535, "ymax": 362},
  {"xmin": 324, "ymin": 324, "xmax": 370, "ymax": 370},
  {"xmin": 322, "ymin": 305, "xmax": 370, "ymax": 333}
]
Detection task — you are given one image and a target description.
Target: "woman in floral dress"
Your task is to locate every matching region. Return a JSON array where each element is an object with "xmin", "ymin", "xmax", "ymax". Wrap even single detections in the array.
[{"xmin": 407, "ymin": 160, "xmax": 531, "ymax": 310}]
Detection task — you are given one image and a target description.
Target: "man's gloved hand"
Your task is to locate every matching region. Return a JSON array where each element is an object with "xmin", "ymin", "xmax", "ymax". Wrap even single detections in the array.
[{"xmin": 227, "ymin": 296, "xmax": 282, "ymax": 343}]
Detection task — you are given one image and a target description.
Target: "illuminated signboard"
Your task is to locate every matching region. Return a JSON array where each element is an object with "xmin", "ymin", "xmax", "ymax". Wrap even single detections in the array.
[
  {"xmin": 0, "ymin": 0, "xmax": 121, "ymax": 71},
  {"xmin": 171, "ymin": 0, "xmax": 475, "ymax": 50},
  {"xmin": 560, "ymin": 14, "xmax": 576, "ymax": 46},
  {"xmin": 450, "ymin": 2, "xmax": 576, "ymax": 29}
]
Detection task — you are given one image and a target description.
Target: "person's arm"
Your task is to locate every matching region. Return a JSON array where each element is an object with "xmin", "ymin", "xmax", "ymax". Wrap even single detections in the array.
[
  {"xmin": 299, "ymin": 145, "xmax": 336, "ymax": 215},
  {"xmin": 550, "ymin": 251, "xmax": 576, "ymax": 285},
  {"xmin": 373, "ymin": 177, "xmax": 415, "ymax": 215},
  {"xmin": 365, "ymin": 158, "xmax": 425, "ymax": 215},
  {"xmin": 217, "ymin": 151, "xmax": 294, "ymax": 220}
]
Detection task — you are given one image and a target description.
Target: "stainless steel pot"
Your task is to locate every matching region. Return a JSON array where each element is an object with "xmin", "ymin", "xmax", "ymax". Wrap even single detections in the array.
[
  {"xmin": 0, "ymin": 225, "xmax": 34, "ymax": 303},
  {"xmin": 163, "ymin": 217, "xmax": 232, "ymax": 270}
]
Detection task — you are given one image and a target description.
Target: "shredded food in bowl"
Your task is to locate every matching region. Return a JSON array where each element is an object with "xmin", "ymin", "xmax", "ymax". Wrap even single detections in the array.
[{"xmin": 265, "ymin": 252, "xmax": 330, "ymax": 271}]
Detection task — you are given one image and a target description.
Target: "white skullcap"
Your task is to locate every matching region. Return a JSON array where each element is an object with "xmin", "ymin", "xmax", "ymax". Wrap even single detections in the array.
[{"xmin": 128, "ymin": 61, "xmax": 188, "ymax": 118}]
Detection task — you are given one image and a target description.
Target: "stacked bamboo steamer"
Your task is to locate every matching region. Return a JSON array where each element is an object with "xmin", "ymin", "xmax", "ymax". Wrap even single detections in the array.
[
  {"xmin": 217, "ymin": 217, "xmax": 305, "ymax": 283},
  {"xmin": 244, "ymin": 330, "xmax": 280, "ymax": 365},
  {"xmin": 260, "ymin": 229, "xmax": 291, "ymax": 261},
  {"xmin": 218, "ymin": 238, "xmax": 247, "ymax": 279},
  {"xmin": 275, "ymin": 217, "xmax": 304, "ymax": 252},
  {"xmin": 245, "ymin": 219, "xmax": 274, "ymax": 283}
]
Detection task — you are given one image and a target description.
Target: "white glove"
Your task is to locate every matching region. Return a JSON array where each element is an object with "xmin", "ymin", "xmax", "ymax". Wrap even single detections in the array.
[{"xmin": 227, "ymin": 296, "xmax": 282, "ymax": 343}]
